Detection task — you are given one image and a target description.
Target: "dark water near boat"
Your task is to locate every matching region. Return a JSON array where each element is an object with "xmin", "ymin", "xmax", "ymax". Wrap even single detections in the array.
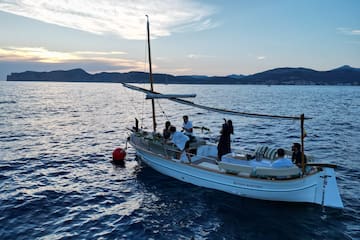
[{"xmin": 1, "ymin": 81, "xmax": 359, "ymax": 239}]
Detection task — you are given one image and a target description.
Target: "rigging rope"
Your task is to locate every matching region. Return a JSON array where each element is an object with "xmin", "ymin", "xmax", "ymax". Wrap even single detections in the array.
[
  {"xmin": 122, "ymin": 86, "xmax": 142, "ymax": 126},
  {"xmin": 156, "ymin": 99, "xmax": 170, "ymax": 122}
]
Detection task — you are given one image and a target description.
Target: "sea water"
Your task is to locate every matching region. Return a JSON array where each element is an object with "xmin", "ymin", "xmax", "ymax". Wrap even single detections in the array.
[{"xmin": 0, "ymin": 81, "xmax": 359, "ymax": 239}]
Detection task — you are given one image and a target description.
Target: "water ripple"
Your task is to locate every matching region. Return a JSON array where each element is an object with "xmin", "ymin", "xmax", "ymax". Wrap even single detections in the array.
[{"xmin": 0, "ymin": 82, "xmax": 359, "ymax": 239}]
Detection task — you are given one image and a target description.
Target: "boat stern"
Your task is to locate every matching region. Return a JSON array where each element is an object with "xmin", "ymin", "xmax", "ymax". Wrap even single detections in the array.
[{"xmin": 315, "ymin": 167, "xmax": 344, "ymax": 209}]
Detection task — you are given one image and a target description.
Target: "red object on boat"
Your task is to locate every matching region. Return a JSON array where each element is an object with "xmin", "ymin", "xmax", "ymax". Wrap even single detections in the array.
[{"xmin": 112, "ymin": 147, "xmax": 126, "ymax": 162}]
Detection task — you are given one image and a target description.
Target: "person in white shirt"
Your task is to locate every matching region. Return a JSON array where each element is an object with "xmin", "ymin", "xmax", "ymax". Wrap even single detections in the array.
[
  {"xmin": 272, "ymin": 148, "xmax": 294, "ymax": 168},
  {"xmin": 169, "ymin": 126, "xmax": 191, "ymax": 162},
  {"xmin": 182, "ymin": 115, "xmax": 193, "ymax": 136}
]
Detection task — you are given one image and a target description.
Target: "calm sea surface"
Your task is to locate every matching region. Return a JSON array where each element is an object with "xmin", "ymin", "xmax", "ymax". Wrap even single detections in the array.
[{"xmin": 0, "ymin": 81, "xmax": 359, "ymax": 239}]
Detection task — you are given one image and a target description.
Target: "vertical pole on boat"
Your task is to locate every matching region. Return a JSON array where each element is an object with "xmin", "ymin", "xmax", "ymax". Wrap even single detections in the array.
[
  {"xmin": 146, "ymin": 15, "xmax": 157, "ymax": 133},
  {"xmin": 300, "ymin": 114, "xmax": 305, "ymax": 173}
]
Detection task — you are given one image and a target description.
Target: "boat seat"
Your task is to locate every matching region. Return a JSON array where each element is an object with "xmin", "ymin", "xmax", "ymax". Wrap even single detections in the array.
[
  {"xmin": 219, "ymin": 162, "xmax": 254, "ymax": 176},
  {"xmin": 255, "ymin": 166, "xmax": 301, "ymax": 179},
  {"xmin": 198, "ymin": 162, "xmax": 219, "ymax": 170},
  {"xmin": 264, "ymin": 147, "xmax": 278, "ymax": 160},
  {"xmin": 254, "ymin": 145, "xmax": 268, "ymax": 157},
  {"xmin": 196, "ymin": 145, "xmax": 217, "ymax": 158}
]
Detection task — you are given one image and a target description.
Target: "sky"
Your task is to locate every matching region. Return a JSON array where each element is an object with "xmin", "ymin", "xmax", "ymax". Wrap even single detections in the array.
[{"xmin": 0, "ymin": 0, "xmax": 359, "ymax": 80}]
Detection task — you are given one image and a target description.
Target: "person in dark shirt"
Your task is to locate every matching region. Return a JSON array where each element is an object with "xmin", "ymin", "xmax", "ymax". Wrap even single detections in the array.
[
  {"xmin": 292, "ymin": 142, "xmax": 307, "ymax": 166},
  {"xmin": 217, "ymin": 119, "xmax": 234, "ymax": 160},
  {"xmin": 163, "ymin": 121, "xmax": 171, "ymax": 140}
]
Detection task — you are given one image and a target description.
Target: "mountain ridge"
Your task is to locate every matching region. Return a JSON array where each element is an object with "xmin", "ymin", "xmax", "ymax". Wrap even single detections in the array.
[{"xmin": 6, "ymin": 66, "xmax": 360, "ymax": 85}]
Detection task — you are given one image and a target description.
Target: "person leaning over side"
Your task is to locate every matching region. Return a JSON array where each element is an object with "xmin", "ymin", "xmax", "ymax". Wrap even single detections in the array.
[{"xmin": 272, "ymin": 148, "xmax": 294, "ymax": 168}]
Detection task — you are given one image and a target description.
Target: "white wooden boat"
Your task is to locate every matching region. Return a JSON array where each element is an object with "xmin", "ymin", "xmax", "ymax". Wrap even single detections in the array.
[
  {"xmin": 124, "ymin": 16, "xmax": 343, "ymax": 209},
  {"xmin": 127, "ymin": 123, "xmax": 343, "ymax": 208}
]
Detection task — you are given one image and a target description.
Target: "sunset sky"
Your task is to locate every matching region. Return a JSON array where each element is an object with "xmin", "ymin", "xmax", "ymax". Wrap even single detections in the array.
[{"xmin": 0, "ymin": 0, "xmax": 359, "ymax": 80}]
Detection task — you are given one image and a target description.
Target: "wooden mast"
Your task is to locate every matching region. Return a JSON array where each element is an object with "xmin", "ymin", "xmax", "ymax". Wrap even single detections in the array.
[
  {"xmin": 300, "ymin": 114, "xmax": 305, "ymax": 173},
  {"xmin": 146, "ymin": 15, "xmax": 156, "ymax": 132}
]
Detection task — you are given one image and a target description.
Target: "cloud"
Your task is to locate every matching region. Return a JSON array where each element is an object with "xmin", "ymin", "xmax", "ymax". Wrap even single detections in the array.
[
  {"xmin": 337, "ymin": 27, "xmax": 360, "ymax": 36},
  {"xmin": 0, "ymin": 47, "xmax": 79, "ymax": 63},
  {"xmin": 0, "ymin": 46, "xmax": 145, "ymax": 71},
  {"xmin": 257, "ymin": 56, "xmax": 266, "ymax": 60},
  {"xmin": 187, "ymin": 53, "xmax": 214, "ymax": 59},
  {"xmin": 0, "ymin": 0, "xmax": 218, "ymax": 40},
  {"xmin": 351, "ymin": 30, "xmax": 360, "ymax": 35}
]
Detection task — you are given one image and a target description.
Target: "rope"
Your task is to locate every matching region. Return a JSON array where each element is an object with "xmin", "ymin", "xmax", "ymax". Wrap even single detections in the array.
[
  {"xmin": 122, "ymin": 85, "xmax": 141, "ymax": 122},
  {"xmin": 156, "ymin": 100, "xmax": 170, "ymax": 122}
]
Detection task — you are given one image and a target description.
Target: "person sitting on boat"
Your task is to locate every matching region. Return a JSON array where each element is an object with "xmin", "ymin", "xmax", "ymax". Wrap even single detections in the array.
[
  {"xmin": 217, "ymin": 119, "xmax": 234, "ymax": 160},
  {"xmin": 272, "ymin": 148, "xmax": 295, "ymax": 168},
  {"xmin": 181, "ymin": 115, "xmax": 193, "ymax": 136},
  {"xmin": 169, "ymin": 126, "xmax": 191, "ymax": 162},
  {"xmin": 163, "ymin": 121, "xmax": 171, "ymax": 140},
  {"xmin": 291, "ymin": 143, "xmax": 307, "ymax": 167}
]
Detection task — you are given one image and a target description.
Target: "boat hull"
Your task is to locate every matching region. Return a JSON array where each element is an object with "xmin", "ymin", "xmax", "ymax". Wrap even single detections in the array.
[
  {"xmin": 131, "ymin": 141, "xmax": 343, "ymax": 209},
  {"xmin": 130, "ymin": 131, "xmax": 343, "ymax": 208}
]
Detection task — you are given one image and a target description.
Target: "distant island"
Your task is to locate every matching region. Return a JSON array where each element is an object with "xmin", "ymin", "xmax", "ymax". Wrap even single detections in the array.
[{"xmin": 6, "ymin": 65, "xmax": 360, "ymax": 85}]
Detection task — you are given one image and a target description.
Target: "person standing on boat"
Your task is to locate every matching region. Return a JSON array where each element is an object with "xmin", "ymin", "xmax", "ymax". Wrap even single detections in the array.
[
  {"xmin": 291, "ymin": 143, "xmax": 307, "ymax": 166},
  {"xmin": 272, "ymin": 148, "xmax": 294, "ymax": 168},
  {"xmin": 217, "ymin": 119, "xmax": 234, "ymax": 160},
  {"xmin": 163, "ymin": 121, "xmax": 171, "ymax": 140},
  {"xmin": 169, "ymin": 126, "xmax": 191, "ymax": 162},
  {"xmin": 182, "ymin": 115, "xmax": 193, "ymax": 136}
]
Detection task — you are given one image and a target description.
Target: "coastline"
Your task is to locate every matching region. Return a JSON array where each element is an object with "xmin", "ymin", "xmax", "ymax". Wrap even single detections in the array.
[{"xmin": 5, "ymin": 66, "xmax": 360, "ymax": 86}]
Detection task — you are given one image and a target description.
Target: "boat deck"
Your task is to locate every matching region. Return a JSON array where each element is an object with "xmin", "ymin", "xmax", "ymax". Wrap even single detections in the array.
[
  {"xmin": 192, "ymin": 157, "xmax": 220, "ymax": 171},
  {"xmin": 131, "ymin": 134, "xmax": 311, "ymax": 180}
]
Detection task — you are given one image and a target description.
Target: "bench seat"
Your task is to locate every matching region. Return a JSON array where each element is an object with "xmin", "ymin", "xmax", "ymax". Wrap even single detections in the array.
[
  {"xmin": 255, "ymin": 166, "xmax": 301, "ymax": 179},
  {"xmin": 219, "ymin": 162, "xmax": 254, "ymax": 176}
]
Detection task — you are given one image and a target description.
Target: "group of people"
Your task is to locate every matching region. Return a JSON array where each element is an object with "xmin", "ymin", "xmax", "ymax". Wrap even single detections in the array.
[
  {"xmin": 215, "ymin": 120, "xmax": 307, "ymax": 169},
  {"xmin": 272, "ymin": 143, "xmax": 307, "ymax": 168},
  {"xmin": 162, "ymin": 115, "xmax": 193, "ymax": 162},
  {"xmin": 163, "ymin": 115, "xmax": 193, "ymax": 140},
  {"xmin": 162, "ymin": 115, "xmax": 306, "ymax": 168}
]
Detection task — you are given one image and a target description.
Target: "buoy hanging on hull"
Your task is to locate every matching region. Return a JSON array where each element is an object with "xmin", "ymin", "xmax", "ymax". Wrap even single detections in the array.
[{"xmin": 112, "ymin": 147, "xmax": 126, "ymax": 163}]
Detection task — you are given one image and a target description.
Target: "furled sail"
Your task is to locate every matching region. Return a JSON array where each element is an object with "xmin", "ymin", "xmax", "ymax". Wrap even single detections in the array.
[
  {"xmin": 122, "ymin": 83, "xmax": 310, "ymax": 120},
  {"xmin": 146, "ymin": 93, "xmax": 196, "ymax": 99}
]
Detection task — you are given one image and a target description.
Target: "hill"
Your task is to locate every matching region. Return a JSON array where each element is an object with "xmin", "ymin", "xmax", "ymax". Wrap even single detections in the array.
[{"xmin": 6, "ymin": 66, "xmax": 360, "ymax": 85}]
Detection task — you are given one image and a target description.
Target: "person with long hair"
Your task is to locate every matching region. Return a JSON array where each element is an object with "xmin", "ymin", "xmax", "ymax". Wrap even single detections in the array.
[
  {"xmin": 163, "ymin": 121, "xmax": 171, "ymax": 140},
  {"xmin": 217, "ymin": 119, "xmax": 234, "ymax": 160}
]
